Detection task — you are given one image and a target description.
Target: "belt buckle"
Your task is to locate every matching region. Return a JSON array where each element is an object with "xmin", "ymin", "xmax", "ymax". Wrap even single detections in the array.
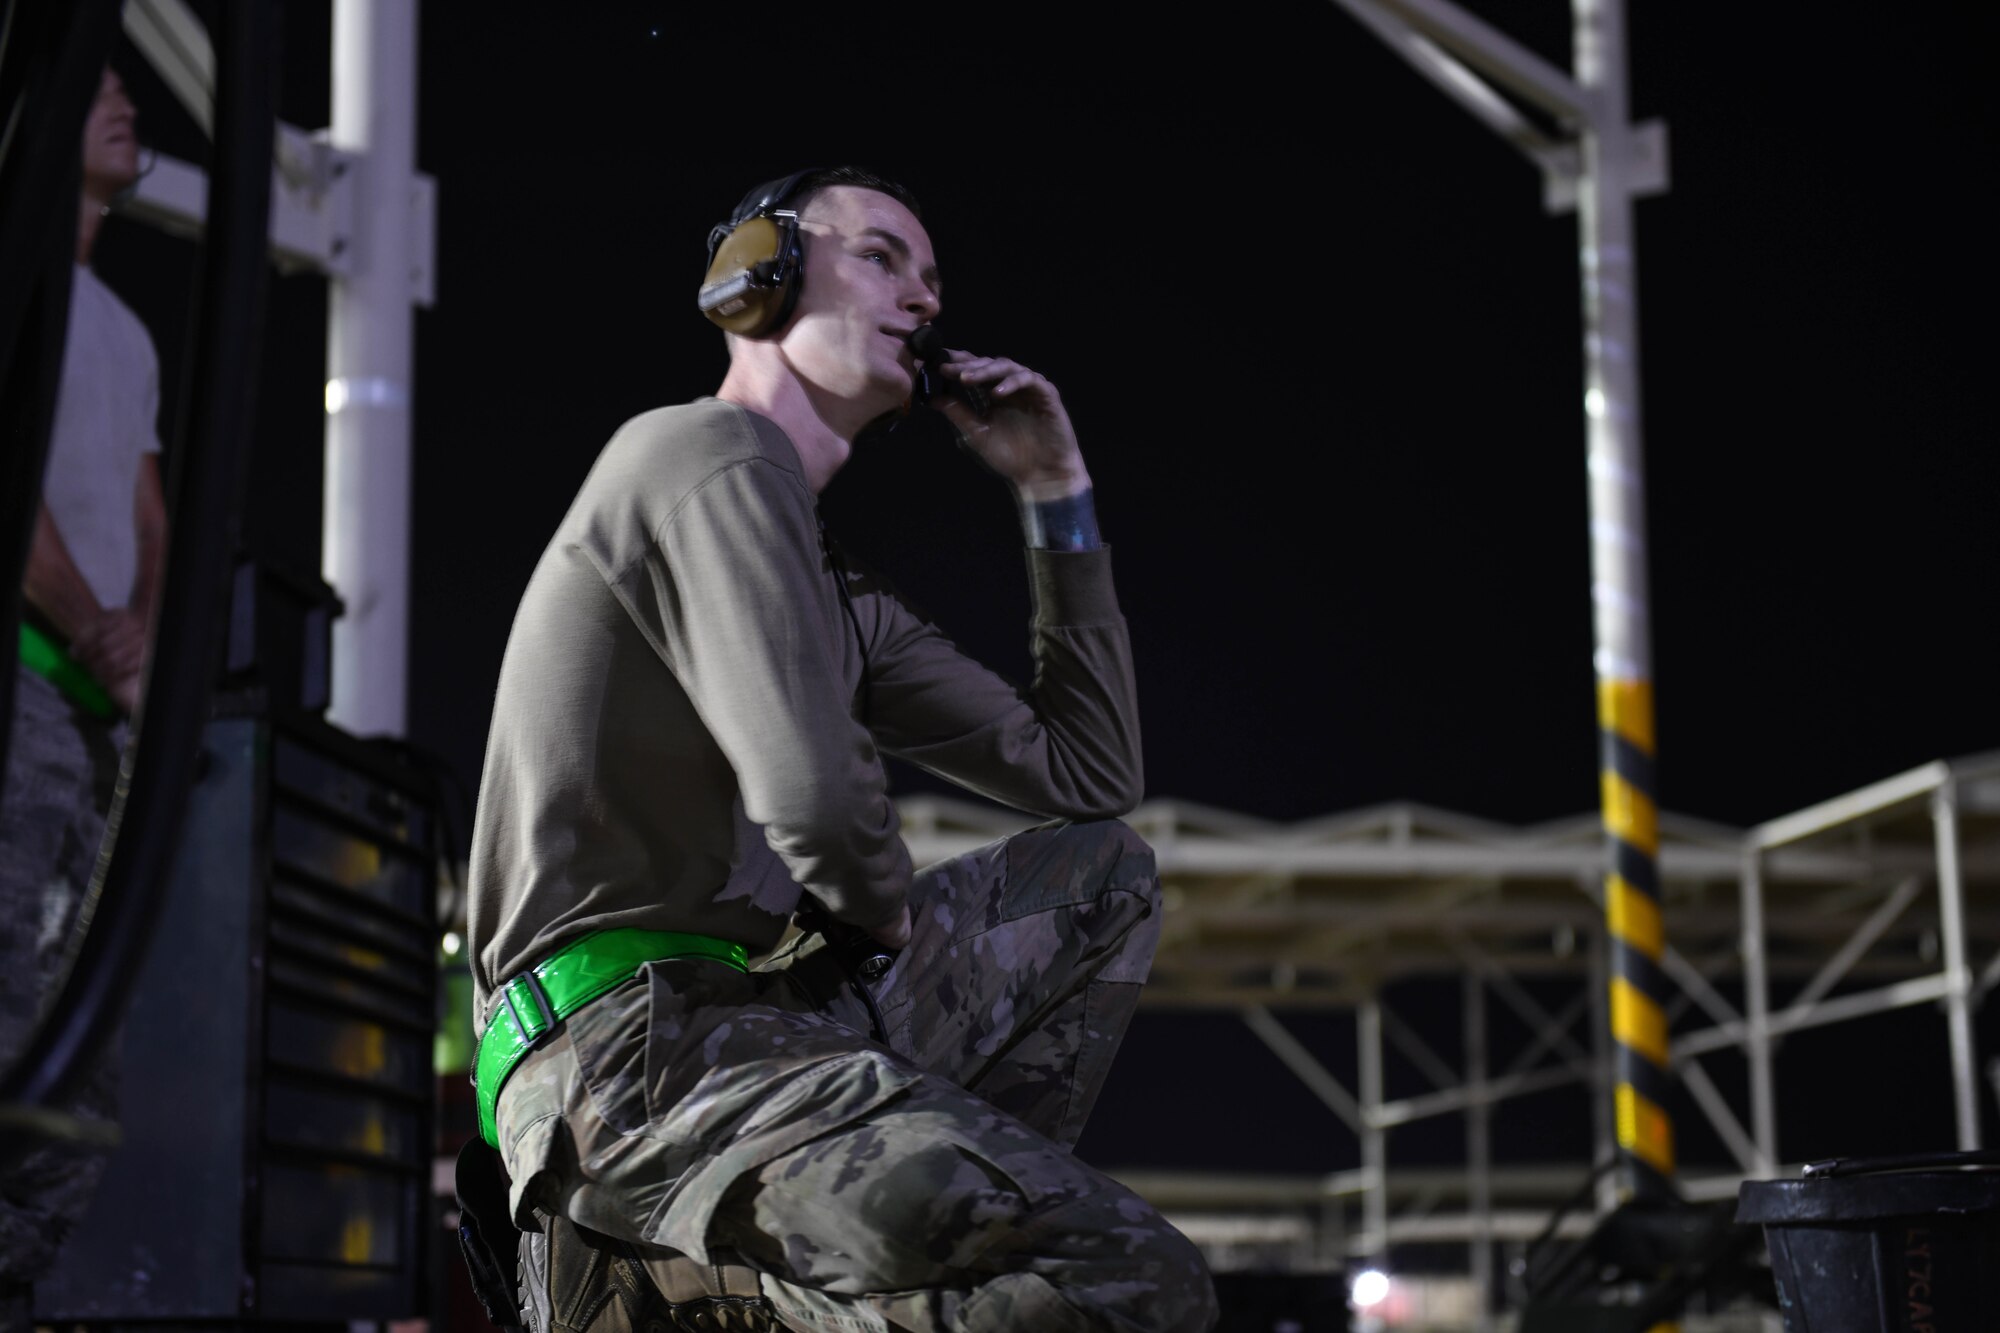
[{"xmin": 501, "ymin": 966, "xmax": 558, "ymax": 1045}]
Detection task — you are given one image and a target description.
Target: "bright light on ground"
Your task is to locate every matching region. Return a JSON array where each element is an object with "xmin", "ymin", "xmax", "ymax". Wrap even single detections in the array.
[{"xmin": 1351, "ymin": 1269, "xmax": 1390, "ymax": 1308}]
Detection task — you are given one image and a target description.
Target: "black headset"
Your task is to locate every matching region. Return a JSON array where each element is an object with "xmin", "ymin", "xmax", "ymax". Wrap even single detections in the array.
[{"xmin": 696, "ymin": 167, "xmax": 825, "ymax": 337}]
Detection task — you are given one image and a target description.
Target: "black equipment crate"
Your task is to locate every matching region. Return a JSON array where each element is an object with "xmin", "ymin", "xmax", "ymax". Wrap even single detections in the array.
[
  {"xmin": 37, "ymin": 705, "xmax": 439, "ymax": 1324},
  {"xmin": 223, "ymin": 553, "xmax": 342, "ymax": 717}
]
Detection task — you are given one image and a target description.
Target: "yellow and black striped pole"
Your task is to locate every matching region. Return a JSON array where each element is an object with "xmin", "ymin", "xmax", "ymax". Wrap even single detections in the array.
[{"xmin": 1600, "ymin": 679, "xmax": 1674, "ymax": 1199}]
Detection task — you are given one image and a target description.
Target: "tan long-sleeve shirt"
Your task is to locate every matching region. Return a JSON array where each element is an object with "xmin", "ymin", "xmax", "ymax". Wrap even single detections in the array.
[{"xmin": 467, "ymin": 400, "xmax": 1141, "ymax": 1008}]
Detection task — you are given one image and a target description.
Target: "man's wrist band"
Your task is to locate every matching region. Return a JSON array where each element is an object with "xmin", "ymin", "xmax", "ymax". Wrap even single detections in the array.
[{"xmin": 1021, "ymin": 487, "xmax": 1101, "ymax": 552}]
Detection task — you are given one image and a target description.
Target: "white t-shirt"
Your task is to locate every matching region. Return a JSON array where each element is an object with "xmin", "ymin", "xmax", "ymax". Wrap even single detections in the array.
[{"xmin": 42, "ymin": 264, "xmax": 162, "ymax": 608}]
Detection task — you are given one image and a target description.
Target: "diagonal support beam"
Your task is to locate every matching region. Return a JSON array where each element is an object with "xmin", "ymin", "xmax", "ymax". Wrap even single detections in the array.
[
  {"xmin": 1327, "ymin": 0, "xmax": 1571, "ymax": 170},
  {"xmin": 1370, "ymin": 0, "xmax": 1587, "ymax": 120},
  {"xmin": 1448, "ymin": 931, "xmax": 1593, "ymax": 1074},
  {"xmin": 1243, "ymin": 1006, "xmax": 1365, "ymax": 1135},
  {"xmin": 1976, "ymin": 944, "xmax": 2000, "ymax": 1005},
  {"xmin": 1380, "ymin": 999, "xmax": 1460, "ymax": 1091},
  {"xmin": 1392, "ymin": 1183, "xmax": 1448, "ymax": 1231},
  {"xmin": 1791, "ymin": 876, "xmax": 1924, "ymax": 1014},
  {"xmin": 1677, "ymin": 972, "xmax": 1955, "ymax": 1060},
  {"xmin": 1498, "ymin": 987, "xmax": 1592, "ymax": 1083},
  {"xmin": 1663, "ymin": 946, "xmax": 1738, "ymax": 1027},
  {"xmin": 123, "ymin": 2, "xmax": 355, "ymax": 196},
  {"xmin": 124, "ymin": 0, "xmax": 214, "ymax": 136},
  {"xmin": 1679, "ymin": 1056, "xmax": 1763, "ymax": 1174},
  {"xmin": 1659, "ymin": 944, "xmax": 1742, "ymax": 1031}
]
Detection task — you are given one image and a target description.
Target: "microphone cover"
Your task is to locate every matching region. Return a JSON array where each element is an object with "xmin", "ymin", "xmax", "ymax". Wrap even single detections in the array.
[
  {"xmin": 907, "ymin": 326, "xmax": 991, "ymax": 417},
  {"xmin": 908, "ymin": 325, "xmax": 949, "ymax": 364}
]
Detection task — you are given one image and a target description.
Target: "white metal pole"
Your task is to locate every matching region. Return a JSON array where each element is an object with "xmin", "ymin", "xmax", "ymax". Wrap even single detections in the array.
[
  {"xmin": 324, "ymin": 0, "xmax": 418, "ymax": 735},
  {"xmin": 1574, "ymin": 7, "xmax": 1646, "ymax": 693},
  {"xmin": 1933, "ymin": 784, "xmax": 1981, "ymax": 1149},
  {"xmin": 1464, "ymin": 973, "xmax": 1493, "ymax": 1333},
  {"xmin": 1359, "ymin": 995, "xmax": 1388, "ymax": 1268},
  {"xmin": 1320, "ymin": 1195, "xmax": 1346, "ymax": 1273},
  {"xmin": 1576, "ymin": 0, "xmax": 1674, "ymax": 1202},
  {"xmin": 1741, "ymin": 849, "xmax": 1777, "ymax": 1173}
]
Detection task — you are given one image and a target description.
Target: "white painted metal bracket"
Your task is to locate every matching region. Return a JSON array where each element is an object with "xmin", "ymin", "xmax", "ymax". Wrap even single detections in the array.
[
  {"xmin": 119, "ymin": 0, "xmax": 436, "ymax": 304},
  {"xmin": 118, "ymin": 146, "xmax": 435, "ymax": 307},
  {"xmin": 1329, "ymin": 0, "xmax": 1670, "ymax": 214}
]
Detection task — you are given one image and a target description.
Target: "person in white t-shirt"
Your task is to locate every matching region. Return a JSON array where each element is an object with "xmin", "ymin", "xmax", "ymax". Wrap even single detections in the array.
[
  {"xmin": 26, "ymin": 64, "xmax": 167, "ymax": 714},
  {"xmin": 0, "ymin": 65, "xmax": 168, "ymax": 1324}
]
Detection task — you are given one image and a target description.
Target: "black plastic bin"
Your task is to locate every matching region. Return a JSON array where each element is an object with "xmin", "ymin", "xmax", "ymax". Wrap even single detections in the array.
[{"xmin": 1736, "ymin": 1151, "xmax": 2000, "ymax": 1332}]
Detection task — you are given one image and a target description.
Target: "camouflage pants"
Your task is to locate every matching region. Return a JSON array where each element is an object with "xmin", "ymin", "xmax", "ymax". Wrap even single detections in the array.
[
  {"xmin": 0, "ymin": 670, "xmax": 122, "ymax": 1295},
  {"xmin": 495, "ymin": 818, "xmax": 1216, "ymax": 1333}
]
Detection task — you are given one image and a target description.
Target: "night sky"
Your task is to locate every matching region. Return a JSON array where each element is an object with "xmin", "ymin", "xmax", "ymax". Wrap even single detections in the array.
[{"xmin": 94, "ymin": 1, "xmax": 1996, "ymax": 1182}]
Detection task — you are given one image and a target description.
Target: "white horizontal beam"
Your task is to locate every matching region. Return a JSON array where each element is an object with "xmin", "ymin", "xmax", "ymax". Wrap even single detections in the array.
[
  {"xmin": 905, "ymin": 831, "xmax": 1949, "ymax": 885},
  {"xmin": 1678, "ymin": 1166, "xmax": 1813, "ymax": 1203},
  {"xmin": 1142, "ymin": 988, "xmax": 1362, "ymax": 1010},
  {"xmin": 1109, "ymin": 1168, "xmax": 1378, "ymax": 1208},
  {"xmin": 120, "ymin": 149, "xmax": 434, "ymax": 307},
  {"xmin": 1675, "ymin": 971, "xmax": 1954, "ymax": 1060},
  {"xmin": 1376, "ymin": 1210, "xmax": 1595, "ymax": 1245},
  {"xmin": 1751, "ymin": 760, "xmax": 1952, "ymax": 850},
  {"xmin": 1152, "ymin": 899, "xmax": 2000, "ymax": 941},
  {"xmin": 1373, "ymin": 1064, "xmax": 1583, "ymax": 1128}
]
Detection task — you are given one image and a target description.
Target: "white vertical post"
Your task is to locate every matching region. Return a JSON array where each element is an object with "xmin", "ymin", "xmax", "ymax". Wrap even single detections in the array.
[
  {"xmin": 1464, "ymin": 973, "xmax": 1493, "ymax": 1333},
  {"xmin": 324, "ymin": 0, "xmax": 418, "ymax": 735},
  {"xmin": 1359, "ymin": 995, "xmax": 1388, "ymax": 1268},
  {"xmin": 1741, "ymin": 849, "xmax": 1777, "ymax": 1172},
  {"xmin": 1319, "ymin": 1196, "xmax": 1346, "ymax": 1273},
  {"xmin": 1933, "ymin": 783, "xmax": 1981, "ymax": 1150},
  {"xmin": 1574, "ymin": 0, "xmax": 1649, "ymax": 701}
]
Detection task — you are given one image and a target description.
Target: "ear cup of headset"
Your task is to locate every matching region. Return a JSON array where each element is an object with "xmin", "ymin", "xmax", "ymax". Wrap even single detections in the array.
[
  {"xmin": 700, "ymin": 216, "xmax": 801, "ymax": 336},
  {"xmin": 697, "ymin": 167, "xmax": 823, "ymax": 337}
]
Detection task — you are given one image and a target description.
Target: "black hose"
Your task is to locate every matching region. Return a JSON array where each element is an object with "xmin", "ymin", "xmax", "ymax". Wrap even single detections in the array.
[{"xmin": 0, "ymin": 1, "xmax": 279, "ymax": 1158}]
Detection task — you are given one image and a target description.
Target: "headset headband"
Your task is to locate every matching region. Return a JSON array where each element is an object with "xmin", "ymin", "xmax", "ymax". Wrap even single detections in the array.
[{"xmin": 705, "ymin": 166, "xmax": 824, "ymax": 266}]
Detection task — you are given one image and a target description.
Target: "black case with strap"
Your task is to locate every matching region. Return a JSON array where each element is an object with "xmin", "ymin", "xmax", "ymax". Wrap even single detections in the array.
[{"xmin": 455, "ymin": 1138, "xmax": 526, "ymax": 1330}]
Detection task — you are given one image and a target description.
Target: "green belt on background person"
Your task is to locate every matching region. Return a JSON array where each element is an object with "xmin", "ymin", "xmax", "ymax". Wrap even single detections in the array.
[
  {"xmin": 473, "ymin": 926, "xmax": 749, "ymax": 1147},
  {"xmin": 17, "ymin": 621, "xmax": 116, "ymax": 718}
]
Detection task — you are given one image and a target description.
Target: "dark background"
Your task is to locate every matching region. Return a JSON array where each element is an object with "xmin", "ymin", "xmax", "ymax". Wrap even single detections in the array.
[{"xmin": 93, "ymin": 1, "xmax": 1996, "ymax": 1187}]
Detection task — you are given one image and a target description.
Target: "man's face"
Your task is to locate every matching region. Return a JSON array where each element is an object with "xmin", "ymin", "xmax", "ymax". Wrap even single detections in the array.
[
  {"xmin": 81, "ymin": 67, "xmax": 140, "ymax": 197},
  {"xmin": 779, "ymin": 186, "xmax": 942, "ymax": 413}
]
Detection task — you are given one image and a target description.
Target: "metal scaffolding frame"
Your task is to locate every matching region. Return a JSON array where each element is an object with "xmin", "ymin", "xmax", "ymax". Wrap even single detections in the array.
[
  {"xmin": 117, "ymin": 0, "xmax": 433, "ymax": 738},
  {"xmin": 897, "ymin": 751, "xmax": 2000, "ymax": 1302}
]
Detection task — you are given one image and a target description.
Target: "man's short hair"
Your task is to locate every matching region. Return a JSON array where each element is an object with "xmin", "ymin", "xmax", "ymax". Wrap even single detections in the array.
[{"xmin": 789, "ymin": 166, "xmax": 921, "ymax": 221}]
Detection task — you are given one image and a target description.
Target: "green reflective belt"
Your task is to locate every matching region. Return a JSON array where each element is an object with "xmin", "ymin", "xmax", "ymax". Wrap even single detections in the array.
[
  {"xmin": 473, "ymin": 927, "xmax": 749, "ymax": 1147},
  {"xmin": 17, "ymin": 622, "xmax": 115, "ymax": 718}
]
